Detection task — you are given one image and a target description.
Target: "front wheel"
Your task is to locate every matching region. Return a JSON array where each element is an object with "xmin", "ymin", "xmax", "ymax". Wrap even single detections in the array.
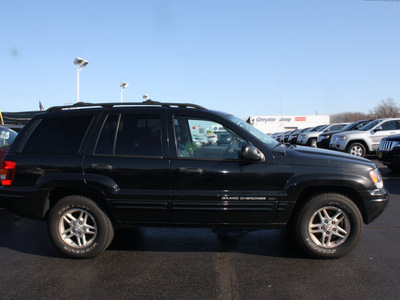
[
  {"xmin": 307, "ymin": 138, "xmax": 317, "ymax": 148},
  {"xmin": 295, "ymin": 193, "xmax": 363, "ymax": 259},
  {"xmin": 48, "ymin": 195, "xmax": 114, "ymax": 258},
  {"xmin": 347, "ymin": 142, "xmax": 366, "ymax": 157}
]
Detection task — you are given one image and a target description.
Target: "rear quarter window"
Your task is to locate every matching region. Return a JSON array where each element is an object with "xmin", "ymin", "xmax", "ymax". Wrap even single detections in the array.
[{"xmin": 22, "ymin": 115, "xmax": 94, "ymax": 154}]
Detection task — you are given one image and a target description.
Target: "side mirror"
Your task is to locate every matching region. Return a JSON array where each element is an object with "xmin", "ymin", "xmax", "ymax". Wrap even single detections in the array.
[
  {"xmin": 374, "ymin": 126, "xmax": 383, "ymax": 132},
  {"xmin": 240, "ymin": 145, "xmax": 265, "ymax": 162}
]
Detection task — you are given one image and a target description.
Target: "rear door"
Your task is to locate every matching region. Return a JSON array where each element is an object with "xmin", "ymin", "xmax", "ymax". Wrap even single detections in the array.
[{"xmin": 83, "ymin": 108, "xmax": 171, "ymax": 223}]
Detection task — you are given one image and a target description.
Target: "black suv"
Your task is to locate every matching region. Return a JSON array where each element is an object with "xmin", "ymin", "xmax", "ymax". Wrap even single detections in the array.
[
  {"xmin": 377, "ymin": 134, "xmax": 400, "ymax": 171},
  {"xmin": 0, "ymin": 101, "xmax": 389, "ymax": 259}
]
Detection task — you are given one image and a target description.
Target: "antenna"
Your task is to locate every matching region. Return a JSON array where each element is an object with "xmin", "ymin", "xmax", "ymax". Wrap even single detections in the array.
[{"xmin": 278, "ymin": 73, "xmax": 283, "ymax": 117}]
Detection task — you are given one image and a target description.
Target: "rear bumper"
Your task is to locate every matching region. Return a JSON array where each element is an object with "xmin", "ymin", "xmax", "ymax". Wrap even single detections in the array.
[
  {"xmin": 0, "ymin": 186, "xmax": 50, "ymax": 219},
  {"xmin": 329, "ymin": 141, "xmax": 347, "ymax": 151}
]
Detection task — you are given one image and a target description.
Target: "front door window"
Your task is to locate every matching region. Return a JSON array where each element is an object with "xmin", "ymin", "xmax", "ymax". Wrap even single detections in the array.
[{"xmin": 174, "ymin": 117, "xmax": 249, "ymax": 160}]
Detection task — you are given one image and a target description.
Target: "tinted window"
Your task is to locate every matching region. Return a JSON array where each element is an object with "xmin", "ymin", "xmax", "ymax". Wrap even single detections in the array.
[
  {"xmin": 95, "ymin": 114, "xmax": 119, "ymax": 155},
  {"xmin": 22, "ymin": 115, "xmax": 93, "ymax": 154},
  {"xmin": 381, "ymin": 120, "xmax": 398, "ymax": 131},
  {"xmin": 95, "ymin": 114, "xmax": 162, "ymax": 157}
]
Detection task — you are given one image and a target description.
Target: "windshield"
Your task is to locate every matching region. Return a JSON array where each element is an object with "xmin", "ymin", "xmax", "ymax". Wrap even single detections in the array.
[
  {"xmin": 341, "ymin": 121, "xmax": 359, "ymax": 131},
  {"xmin": 359, "ymin": 119, "xmax": 381, "ymax": 131},
  {"xmin": 227, "ymin": 115, "xmax": 279, "ymax": 148},
  {"xmin": 0, "ymin": 127, "xmax": 18, "ymax": 149},
  {"xmin": 340, "ymin": 120, "xmax": 369, "ymax": 131},
  {"xmin": 313, "ymin": 124, "xmax": 329, "ymax": 132},
  {"xmin": 291, "ymin": 129, "xmax": 302, "ymax": 134}
]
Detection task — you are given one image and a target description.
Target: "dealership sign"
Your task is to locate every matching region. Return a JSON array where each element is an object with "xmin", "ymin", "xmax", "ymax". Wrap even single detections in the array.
[{"xmin": 248, "ymin": 115, "xmax": 329, "ymax": 134}]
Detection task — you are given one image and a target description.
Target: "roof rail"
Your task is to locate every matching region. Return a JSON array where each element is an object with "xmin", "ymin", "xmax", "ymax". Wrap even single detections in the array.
[{"xmin": 47, "ymin": 100, "xmax": 206, "ymax": 112}]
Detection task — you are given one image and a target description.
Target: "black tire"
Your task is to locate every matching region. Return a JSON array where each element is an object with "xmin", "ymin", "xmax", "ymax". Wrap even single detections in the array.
[
  {"xmin": 347, "ymin": 142, "xmax": 366, "ymax": 157},
  {"xmin": 294, "ymin": 193, "xmax": 363, "ymax": 259},
  {"xmin": 48, "ymin": 195, "xmax": 114, "ymax": 258}
]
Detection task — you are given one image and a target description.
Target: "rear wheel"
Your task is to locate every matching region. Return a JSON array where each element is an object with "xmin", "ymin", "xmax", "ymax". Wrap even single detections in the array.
[
  {"xmin": 48, "ymin": 195, "xmax": 114, "ymax": 258},
  {"xmin": 347, "ymin": 142, "xmax": 366, "ymax": 157},
  {"xmin": 295, "ymin": 193, "xmax": 363, "ymax": 259}
]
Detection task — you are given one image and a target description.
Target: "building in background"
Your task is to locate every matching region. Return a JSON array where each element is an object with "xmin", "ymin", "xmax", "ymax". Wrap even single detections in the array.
[{"xmin": 247, "ymin": 115, "xmax": 330, "ymax": 134}]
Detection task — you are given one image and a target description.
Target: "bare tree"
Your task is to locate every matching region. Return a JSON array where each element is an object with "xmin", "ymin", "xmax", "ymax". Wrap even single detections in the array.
[
  {"xmin": 331, "ymin": 111, "xmax": 370, "ymax": 123},
  {"xmin": 369, "ymin": 97, "xmax": 400, "ymax": 118}
]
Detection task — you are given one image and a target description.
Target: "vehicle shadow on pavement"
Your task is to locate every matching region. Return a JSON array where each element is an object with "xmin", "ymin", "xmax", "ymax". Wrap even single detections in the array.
[
  {"xmin": 0, "ymin": 210, "xmax": 62, "ymax": 258},
  {"xmin": 107, "ymin": 227, "xmax": 307, "ymax": 259},
  {"xmin": 0, "ymin": 210, "xmax": 306, "ymax": 259}
]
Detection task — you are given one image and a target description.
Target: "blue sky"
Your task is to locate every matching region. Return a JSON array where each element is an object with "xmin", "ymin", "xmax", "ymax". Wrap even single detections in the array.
[{"xmin": 1, "ymin": 0, "xmax": 400, "ymax": 119}]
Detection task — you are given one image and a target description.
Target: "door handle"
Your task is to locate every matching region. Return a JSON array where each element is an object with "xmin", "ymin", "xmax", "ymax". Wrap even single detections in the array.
[
  {"xmin": 91, "ymin": 164, "xmax": 113, "ymax": 170},
  {"xmin": 178, "ymin": 167, "xmax": 203, "ymax": 175}
]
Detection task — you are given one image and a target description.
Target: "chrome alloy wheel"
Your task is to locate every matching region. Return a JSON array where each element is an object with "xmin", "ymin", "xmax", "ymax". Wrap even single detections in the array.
[
  {"xmin": 350, "ymin": 145, "xmax": 364, "ymax": 157},
  {"xmin": 308, "ymin": 206, "xmax": 350, "ymax": 248},
  {"xmin": 58, "ymin": 208, "xmax": 97, "ymax": 248}
]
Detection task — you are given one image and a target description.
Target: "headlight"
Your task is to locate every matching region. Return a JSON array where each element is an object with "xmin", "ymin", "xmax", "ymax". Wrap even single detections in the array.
[
  {"xmin": 393, "ymin": 141, "xmax": 400, "ymax": 148},
  {"xmin": 337, "ymin": 136, "xmax": 347, "ymax": 141},
  {"xmin": 369, "ymin": 168, "xmax": 384, "ymax": 189},
  {"xmin": 304, "ymin": 135, "xmax": 308, "ymax": 138}
]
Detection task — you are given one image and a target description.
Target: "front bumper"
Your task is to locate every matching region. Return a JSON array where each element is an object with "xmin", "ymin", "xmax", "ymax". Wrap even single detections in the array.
[
  {"xmin": 361, "ymin": 187, "xmax": 390, "ymax": 224},
  {"xmin": 297, "ymin": 136, "xmax": 307, "ymax": 145},
  {"xmin": 329, "ymin": 140, "xmax": 347, "ymax": 151},
  {"xmin": 316, "ymin": 138, "xmax": 330, "ymax": 149},
  {"xmin": 377, "ymin": 148, "xmax": 400, "ymax": 168}
]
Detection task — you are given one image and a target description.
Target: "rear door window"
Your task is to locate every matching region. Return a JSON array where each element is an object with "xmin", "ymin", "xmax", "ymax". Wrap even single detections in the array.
[{"xmin": 95, "ymin": 114, "xmax": 162, "ymax": 157}]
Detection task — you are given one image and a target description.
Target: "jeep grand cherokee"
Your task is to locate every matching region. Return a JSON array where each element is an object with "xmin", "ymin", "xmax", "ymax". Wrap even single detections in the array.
[{"xmin": 0, "ymin": 101, "xmax": 389, "ymax": 258}]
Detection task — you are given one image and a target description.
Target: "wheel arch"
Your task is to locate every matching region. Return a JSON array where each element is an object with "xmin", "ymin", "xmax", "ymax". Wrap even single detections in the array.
[
  {"xmin": 346, "ymin": 139, "xmax": 371, "ymax": 153},
  {"xmin": 289, "ymin": 185, "xmax": 368, "ymax": 225},
  {"xmin": 46, "ymin": 187, "xmax": 112, "ymax": 220}
]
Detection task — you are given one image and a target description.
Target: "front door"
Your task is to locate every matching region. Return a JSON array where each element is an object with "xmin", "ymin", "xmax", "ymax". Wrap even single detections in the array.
[
  {"xmin": 169, "ymin": 113, "xmax": 279, "ymax": 225},
  {"xmin": 370, "ymin": 120, "xmax": 400, "ymax": 151}
]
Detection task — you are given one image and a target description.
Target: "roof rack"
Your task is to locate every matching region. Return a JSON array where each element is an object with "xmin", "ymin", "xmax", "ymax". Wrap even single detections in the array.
[{"xmin": 47, "ymin": 100, "xmax": 206, "ymax": 112}]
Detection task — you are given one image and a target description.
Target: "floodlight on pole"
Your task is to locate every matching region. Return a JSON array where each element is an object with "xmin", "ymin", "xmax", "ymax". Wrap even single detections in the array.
[
  {"xmin": 74, "ymin": 57, "xmax": 89, "ymax": 102},
  {"xmin": 120, "ymin": 82, "xmax": 129, "ymax": 102}
]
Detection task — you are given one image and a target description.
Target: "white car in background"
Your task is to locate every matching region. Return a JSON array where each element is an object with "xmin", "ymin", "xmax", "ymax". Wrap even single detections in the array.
[{"xmin": 330, "ymin": 118, "xmax": 400, "ymax": 157}]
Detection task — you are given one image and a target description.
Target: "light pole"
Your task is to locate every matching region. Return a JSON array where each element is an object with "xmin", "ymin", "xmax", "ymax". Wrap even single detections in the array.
[
  {"xmin": 74, "ymin": 57, "xmax": 89, "ymax": 102},
  {"xmin": 120, "ymin": 82, "xmax": 129, "ymax": 102}
]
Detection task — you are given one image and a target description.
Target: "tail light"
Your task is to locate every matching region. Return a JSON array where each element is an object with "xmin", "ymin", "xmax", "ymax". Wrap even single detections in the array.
[{"xmin": 0, "ymin": 160, "xmax": 16, "ymax": 186}]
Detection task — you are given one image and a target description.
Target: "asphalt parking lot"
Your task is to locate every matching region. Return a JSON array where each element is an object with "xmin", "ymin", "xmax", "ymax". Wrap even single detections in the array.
[{"xmin": 0, "ymin": 159, "xmax": 399, "ymax": 300}]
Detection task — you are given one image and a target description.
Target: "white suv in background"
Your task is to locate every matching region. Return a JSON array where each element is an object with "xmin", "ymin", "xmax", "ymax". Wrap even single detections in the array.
[
  {"xmin": 297, "ymin": 123, "xmax": 348, "ymax": 147},
  {"xmin": 329, "ymin": 118, "xmax": 400, "ymax": 157}
]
